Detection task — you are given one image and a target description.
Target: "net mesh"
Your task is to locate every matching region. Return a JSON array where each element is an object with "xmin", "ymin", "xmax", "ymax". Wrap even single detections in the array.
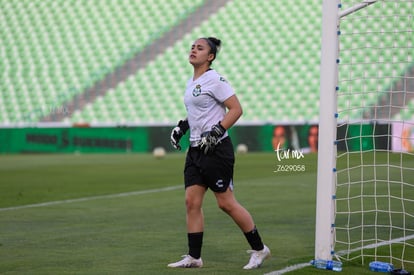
[{"xmin": 334, "ymin": 0, "xmax": 414, "ymax": 269}]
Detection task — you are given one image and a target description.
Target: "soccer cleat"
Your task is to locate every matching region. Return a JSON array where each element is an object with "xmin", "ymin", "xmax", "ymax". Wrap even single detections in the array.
[
  {"xmin": 243, "ymin": 245, "xmax": 271, "ymax": 269},
  {"xmin": 167, "ymin": 255, "xmax": 203, "ymax": 268}
]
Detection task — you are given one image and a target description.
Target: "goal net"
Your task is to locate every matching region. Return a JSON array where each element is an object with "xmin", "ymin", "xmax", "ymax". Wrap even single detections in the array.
[{"xmin": 316, "ymin": 0, "xmax": 414, "ymax": 270}]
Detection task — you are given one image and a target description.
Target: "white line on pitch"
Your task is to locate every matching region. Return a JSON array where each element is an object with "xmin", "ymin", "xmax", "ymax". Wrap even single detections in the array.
[
  {"xmin": 337, "ymin": 234, "xmax": 414, "ymax": 255},
  {"xmin": 264, "ymin": 262, "xmax": 312, "ymax": 275},
  {"xmin": 264, "ymin": 234, "xmax": 414, "ymax": 275},
  {"xmin": 0, "ymin": 185, "xmax": 182, "ymax": 212}
]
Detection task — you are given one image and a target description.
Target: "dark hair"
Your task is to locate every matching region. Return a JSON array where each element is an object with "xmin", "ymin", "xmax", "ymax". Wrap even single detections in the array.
[{"xmin": 203, "ymin": 37, "xmax": 221, "ymax": 63}]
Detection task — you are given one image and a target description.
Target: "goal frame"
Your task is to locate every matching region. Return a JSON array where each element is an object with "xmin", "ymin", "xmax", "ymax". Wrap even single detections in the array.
[{"xmin": 315, "ymin": 0, "xmax": 378, "ymax": 261}]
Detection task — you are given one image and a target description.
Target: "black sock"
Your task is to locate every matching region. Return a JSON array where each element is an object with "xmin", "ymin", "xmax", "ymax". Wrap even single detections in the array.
[
  {"xmin": 188, "ymin": 232, "xmax": 203, "ymax": 259},
  {"xmin": 244, "ymin": 226, "xmax": 264, "ymax": 251}
]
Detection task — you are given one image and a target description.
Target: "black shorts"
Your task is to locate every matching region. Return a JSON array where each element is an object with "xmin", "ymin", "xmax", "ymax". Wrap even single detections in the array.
[{"xmin": 184, "ymin": 137, "xmax": 235, "ymax": 193}]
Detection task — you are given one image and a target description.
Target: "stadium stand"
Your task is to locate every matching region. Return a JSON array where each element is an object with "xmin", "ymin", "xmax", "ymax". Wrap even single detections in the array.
[
  {"xmin": 70, "ymin": 0, "xmax": 324, "ymax": 124},
  {"xmin": 1, "ymin": 0, "xmax": 413, "ymax": 125},
  {"xmin": 1, "ymin": 0, "xmax": 204, "ymax": 124}
]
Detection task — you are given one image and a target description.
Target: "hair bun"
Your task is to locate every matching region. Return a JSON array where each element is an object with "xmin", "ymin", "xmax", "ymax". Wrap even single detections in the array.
[{"xmin": 208, "ymin": 37, "xmax": 221, "ymax": 50}]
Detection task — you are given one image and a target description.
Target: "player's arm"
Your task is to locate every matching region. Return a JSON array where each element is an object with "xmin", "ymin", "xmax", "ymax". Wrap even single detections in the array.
[
  {"xmin": 199, "ymin": 95, "xmax": 242, "ymax": 154},
  {"xmin": 220, "ymin": 94, "xmax": 243, "ymax": 130}
]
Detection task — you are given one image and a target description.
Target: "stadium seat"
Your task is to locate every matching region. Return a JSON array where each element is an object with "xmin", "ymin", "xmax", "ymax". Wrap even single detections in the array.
[
  {"xmin": 1, "ymin": 0, "xmax": 205, "ymax": 124},
  {"xmin": 2, "ymin": 0, "xmax": 412, "ymax": 124}
]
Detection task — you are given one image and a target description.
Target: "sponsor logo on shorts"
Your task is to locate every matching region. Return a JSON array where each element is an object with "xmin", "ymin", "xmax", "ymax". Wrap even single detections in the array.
[{"xmin": 215, "ymin": 179, "xmax": 224, "ymax": 188}]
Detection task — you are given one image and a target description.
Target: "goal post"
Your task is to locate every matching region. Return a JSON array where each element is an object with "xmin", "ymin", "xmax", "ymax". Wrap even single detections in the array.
[
  {"xmin": 314, "ymin": 0, "xmax": 340, "ymax": 262},
  {"xmin": 316, "ymin": 0, "xmax": 414, "ymax": 269}
]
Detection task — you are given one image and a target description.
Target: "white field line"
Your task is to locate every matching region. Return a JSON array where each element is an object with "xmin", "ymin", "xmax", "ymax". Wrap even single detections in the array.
[
  {"xmin": 264, "ymin": 263, "xmax": 312, "ymax": 275},
  {"xmin": 3, "ymin": 185, "xmax": 414, "ymax": 274},
  {"xmin": 264, "ymin": 234, "xmax": 414, "ymax": 275},
  {"xmin": 0, "ymin": 185, "xmax": 182, "ymax": 212},
  {"xmin": 337, "ymin": 234, "xmax": 414, "ymax": 255}
]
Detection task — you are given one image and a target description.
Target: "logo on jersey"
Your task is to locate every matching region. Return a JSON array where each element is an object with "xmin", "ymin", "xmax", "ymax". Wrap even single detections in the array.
[
  {"xmin": 192, "ymin": 84, "xmax": 202, "ymax": 97},
  {"xmin": 219, "ymin": 76, "xmax": 228, "ymax": 83}
]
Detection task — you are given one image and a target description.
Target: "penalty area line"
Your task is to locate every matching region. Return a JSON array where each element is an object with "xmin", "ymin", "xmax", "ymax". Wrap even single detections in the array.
[{"xmin": 0, "ymin": 185, "xmax": 182, "ymax": 212}]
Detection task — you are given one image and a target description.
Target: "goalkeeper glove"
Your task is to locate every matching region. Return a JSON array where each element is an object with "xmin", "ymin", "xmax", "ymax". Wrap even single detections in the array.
[
  {"xmin": 170, "ymin": 119, "xmax": 189, "ymax": 150},
  {"xmin": 199, "ymin": 122, "xmax": 226, "ymax": 154}
]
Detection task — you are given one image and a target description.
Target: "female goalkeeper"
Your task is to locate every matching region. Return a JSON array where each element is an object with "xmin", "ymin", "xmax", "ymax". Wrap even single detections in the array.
[{"xmin": 168, "ymin": 37, "xmax": 270, "ymax": 270}]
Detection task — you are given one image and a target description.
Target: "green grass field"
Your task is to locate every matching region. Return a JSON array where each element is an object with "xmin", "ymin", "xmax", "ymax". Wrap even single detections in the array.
[{"xmin": 0, "ymin": 152, "xmax": 412, "ymax": 274}]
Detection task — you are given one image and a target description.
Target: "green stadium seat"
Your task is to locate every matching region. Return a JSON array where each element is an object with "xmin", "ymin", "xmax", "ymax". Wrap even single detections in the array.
[
  {"xmin": 1, "ymin": 0, "xmax": 205, "ymax": 123},
  {"xmin": 2, "ymin": 0, "xmax": 412, "ymax": 125}
]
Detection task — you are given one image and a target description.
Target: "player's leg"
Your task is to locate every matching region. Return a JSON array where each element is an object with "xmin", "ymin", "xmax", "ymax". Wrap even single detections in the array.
[
  {"xmin": 214, "ymin": 187, "xmax": 255, "ymax": 232},
  {"xmin": 214, "ymin": 189, "xmax": 271, "ymax": 269},
  {"xmin": 168, "ymin": 185, "xmax": 206, "ymax": 268},
  {"xmin": 214, "ymin": 188, "xmax": 264, "ymax": 248},
  {"xmin": 168, "ymin": 147, "xmax": 206, "ymax": 268},
  {"xmin": 206, "ymin": 138, "xmax": 267, "ymax": 256},
  {"xmin": 184, "ymin": 149, "xmax": 207, "ymax": 261},
  {"xmin": 185, "ymin": 184, "xmax": 206, "ymax": 233},
  {"xmin": 185, "ymin": 184, "xmax": 206, "ymax": 262}
]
